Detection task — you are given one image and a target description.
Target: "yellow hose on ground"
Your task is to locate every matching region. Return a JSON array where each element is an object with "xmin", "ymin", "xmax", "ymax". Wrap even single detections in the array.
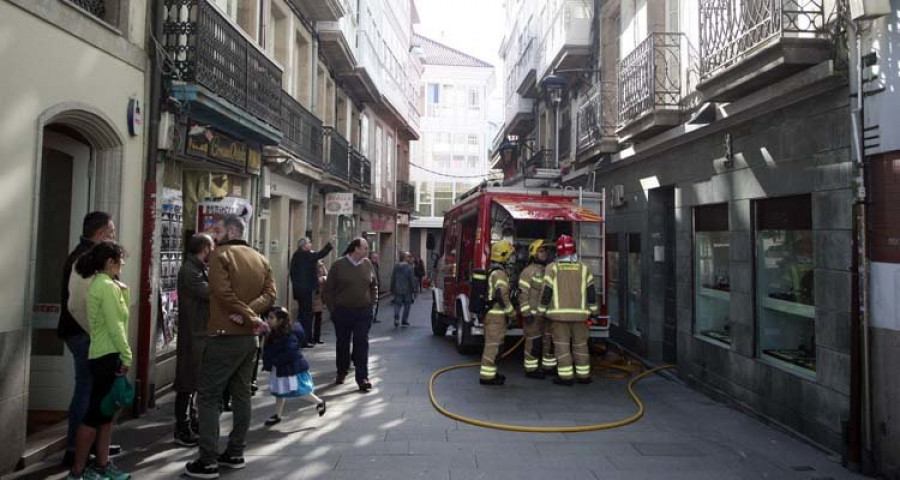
[{"xmin": 428, "ymin": 337, "xmax": 676, "ymax": 433}]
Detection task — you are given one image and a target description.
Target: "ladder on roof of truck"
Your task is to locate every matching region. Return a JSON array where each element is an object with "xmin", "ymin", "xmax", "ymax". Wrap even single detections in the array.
[{"xmin": 576, "ymin": 188, "xmax": 606, "ymax": 308}]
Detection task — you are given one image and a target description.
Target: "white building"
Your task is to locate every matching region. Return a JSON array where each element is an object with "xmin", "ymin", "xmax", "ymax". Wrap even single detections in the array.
[{"xmin": 408, "ymin": 34, "xmax": 496, "ymax": 269}]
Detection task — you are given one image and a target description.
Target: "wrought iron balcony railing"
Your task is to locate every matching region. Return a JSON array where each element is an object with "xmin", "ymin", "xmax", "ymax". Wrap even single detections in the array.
[
  {"xmin": 577, "ymin": 81, "xmax": 617, "ymax": 152},
  {"xmin": 525, "ymin": 149, "xmax": 555, "ymax": 173},
  {"xmin": 361, "ymin": 158, "xmax": 372, "ymax": 192},
  {"xmin": 618, "ymin": 33, "xmax": 685, "ymax": 128},
  {"xmin": 281, "ymin": 91, "xmax": 323, "ymax": 165},
  {"xmin": 323, "ymin": 127, "xmax": 350, "ymax": 179},
  {"xmin": 162, "ymin": 0, "xmax": 283, "ymax": 128},
  {"xmin": 700, "ymin": 0, "xmax": 829, "ymax": 78},
  {"xmin": 71, "ymin": 0, "xmax": 105, "ymax": 18},
  {"xmin": 397, "ymin": 180, "xmax": 416, "ymax": 209}
]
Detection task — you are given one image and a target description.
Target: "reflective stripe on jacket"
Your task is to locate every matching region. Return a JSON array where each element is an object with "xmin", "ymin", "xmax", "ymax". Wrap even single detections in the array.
[
  {"xmin": 537, "ymin": 260, "xmax": 598, "ymax": 322},
  {"xmin": 517, "ymin": 263, "xmax": 545, "ymax": 316},
  {"xmin": 487, "ymin": 268, "xmax": 514, "ymax": 317}
]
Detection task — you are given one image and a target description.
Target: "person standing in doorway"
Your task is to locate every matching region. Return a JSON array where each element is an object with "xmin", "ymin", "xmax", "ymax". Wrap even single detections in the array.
[
  {"xmin": 58, "ymin": 211, "xmax": 118, "ymax": 468},
  {"xmin": 323, "ymin": 238, "xmax": 378, "ymax": 392},
  {"xmin": 290, "ymin": 236, "xmax": 335, "ymax": 348},
  {"xmin": 390, "ymin": 252, "xmax": 416, "ymax": 328},
  {"xmin": 368, "ymin": 251, "xmax": 382, "ymax": 323},
  {"xmin": 172, "ymin": 234, "xmax": 214, "ymax": 447},
  {"xmin": 310, "ymin": 260, "xmax": 328, "ymax": 344},
  {"xmin": 186, "ymin": 215, "xmax": 276, "ymax": 479}
]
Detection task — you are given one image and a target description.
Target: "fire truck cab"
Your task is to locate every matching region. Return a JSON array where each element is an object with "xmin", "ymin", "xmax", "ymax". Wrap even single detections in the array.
[{"xmin": 431, "ymin": 184, "xmax": 608, "ymax": 353}]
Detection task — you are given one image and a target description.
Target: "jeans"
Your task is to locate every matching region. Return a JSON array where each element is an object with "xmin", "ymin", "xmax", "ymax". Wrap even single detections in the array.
[
  {"xmin": 393, "ymin": 302, "xmax": 411, "ymax": 324},
  {"xmin": 65, "ymin": 333, "xmax": 92, "ymax": 453},
  {"xmin": 196, "ymin": 336, "xmax": 258, "ymax": 464},
  {"xmin": 296, "ymin": 289, "xmax": 314, "ymax": 345},
  {"xmin": 332, "ymin": 307, "xmax": 373, "ymax": 383}
]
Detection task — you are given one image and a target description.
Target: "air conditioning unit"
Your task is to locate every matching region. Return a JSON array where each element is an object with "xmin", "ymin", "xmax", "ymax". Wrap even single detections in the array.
[
  {"xmin": 610, "ymin": 184, "xmax": 626, "ymax": 208},
  {"xmin": 848, "ymin": 0, "xmax": 891, "ymax": 21}
]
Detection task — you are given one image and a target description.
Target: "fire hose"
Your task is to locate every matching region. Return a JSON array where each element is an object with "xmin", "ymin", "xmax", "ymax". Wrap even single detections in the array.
[{"xmin": 428, "ymin": 337, "xmax": 676, "ymax": 433}]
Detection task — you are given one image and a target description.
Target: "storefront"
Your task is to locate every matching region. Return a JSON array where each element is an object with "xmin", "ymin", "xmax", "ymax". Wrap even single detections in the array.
[{"xmin": 360, "ymin": 204, "xmax": 398, "ymax": 288}]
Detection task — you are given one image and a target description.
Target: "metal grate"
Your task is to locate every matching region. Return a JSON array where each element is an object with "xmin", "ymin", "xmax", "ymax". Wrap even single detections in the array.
[
  {"xmin": 281, "ymin": 91, "xmax": 323, "ymax": 165},
  {"xmin": 70, "ymin": 0, "xmax": 105, "ymax": 18},
  {"xmin": 618, "ymin": 33, "xmax": 684, "ymax": 128},
  {"xmin": 699, "ymin": 0, "xmax": 827, "ymax": 78},
  {"xmin": 324, "ymin": 127, "xmax": 350, "ymax": 179},
  {"xmin": 577, "ymin": 81, "xmax": 617, "ymax": 152},
  {"xmin": 397, "ymin": 181, "xmax": 416, "ymax": 209}
]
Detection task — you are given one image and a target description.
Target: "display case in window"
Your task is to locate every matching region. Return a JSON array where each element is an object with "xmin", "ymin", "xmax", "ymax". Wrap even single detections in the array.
[
  {"xmin": 694, "ymin": 204, "xmax": 731, "ymax": 345},
  {"xmin": 755, "ymin": 195, "xmax": 815, "ymax": 373}
]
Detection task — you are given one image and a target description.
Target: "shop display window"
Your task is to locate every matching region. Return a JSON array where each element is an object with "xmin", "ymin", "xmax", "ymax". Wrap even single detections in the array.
[
  {"xmin": 694, "ymin": 204, "xmax": 731, "ymax": 345},
  {"xmin": 755, "ymin": 195, "xmax": 815, "ymax": 374}
]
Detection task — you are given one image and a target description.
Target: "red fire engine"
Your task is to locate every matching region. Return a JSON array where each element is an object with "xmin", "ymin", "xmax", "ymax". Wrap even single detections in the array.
[{"xmin": 430, "ymin": 184, "xmax": 609, "ymax": 353}]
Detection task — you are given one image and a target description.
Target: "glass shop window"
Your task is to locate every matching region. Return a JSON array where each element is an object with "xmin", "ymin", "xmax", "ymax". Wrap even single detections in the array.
[
  {"xmin": 694, "ymin": 204, "xmax": 731, "ymax": 345},
  {"xmin": 755, "ymin": 195, "xmax": 815, "ymax": 374}
]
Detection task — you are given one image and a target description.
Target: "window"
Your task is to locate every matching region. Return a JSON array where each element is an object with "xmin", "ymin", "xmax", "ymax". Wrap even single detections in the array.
[
  {"xmin": 69, "ymin": 0, "xmax": 123, "ymax": 28},
  {"xmin": 755, "ymin": 195, "xmax": 815, "ymax": 374},
  {"xmin": 452, "ymin": 155, "xmax": 465, "ymax": 169},
  {"xmin": 417, "ymin": 182, "xmax": 432, "ymax": 217},
  {"xmin": 434, "ymin": 182, "xmax": 454, "ymax": 216},
  {"xmin": 428, "ymin": 83, "xmax": 440, "ymax": 103},
  {"xmin": 432, "ymin": 153, "xmax": 451, "ymax": 168},
  {"xmin": 467, "ymin": 156, "xmax": 480, "ymax": 169},
  {"xmin": 374, "ymin": 126, "xmax": 383, "ymax": 201},
  {"xmin": 626, "ymin": 233, "xmax": 642, "ymax": 334},
  {"xmin": 694, "ymin": 204, "xmax": 731, "ymax": 345},
  {"xmin": 607, "ymin": 234, "xmax": 621, "ymax": 325},
  {"xmin": 468, "ymin": 87, "xmax": 481, "ymax": 110}
]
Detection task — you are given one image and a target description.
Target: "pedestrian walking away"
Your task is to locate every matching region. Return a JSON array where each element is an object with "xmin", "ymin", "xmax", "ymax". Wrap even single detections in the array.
[
  {"xmin": 262, "ymin": 307, "xmax": 326, "ymax": 426},
  {"xmin": 390, "ymin": 252, "xmax": 417, "ymax": 328},
  {"xmin": 323, "ymin": 238, "xmax": 379, "ymax": 392},
  {"xmin": 479, "ymin": 240, "xmax": 515, "ymax": 386},
  {"xmin": 538, "ymin": 235, "xmax": 599, "ymax": 386},
  {"xmin": 67, "ymin": 241, "xmax": 133, "ymax": 480},
  {"xmin": 186, "ymin": 215, "xmax": 276, "ymax": 479},
  {"xmin": 518, "ymin": 239, "xmax": 554, "ymax": 380},
  {"xmin": 173, "ymin": 234, "xmax": 214, "ymax": 447},
  {"xmin": 414, "ymin": 256, "xmax": 425, "ymax": 294},
  {"xmin": 58, "ymin": 211, "xmax": 121, "ymax": 468},
  {"xmin": 290, "ymin": 235, "xmax": 335, "ymax": 348}
]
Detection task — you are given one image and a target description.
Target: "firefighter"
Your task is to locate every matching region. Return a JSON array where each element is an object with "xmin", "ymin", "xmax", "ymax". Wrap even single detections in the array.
[
  {"xmin": 479, "ymin": 239, "xmax": 515, "ymax": 386},
  {"xmin": 518, "ymin": 239, "xmax": 553, "ymax": 379},
  {"xmin": 538, "ymin": 235, "xmax": 599, "ymax": 386}
]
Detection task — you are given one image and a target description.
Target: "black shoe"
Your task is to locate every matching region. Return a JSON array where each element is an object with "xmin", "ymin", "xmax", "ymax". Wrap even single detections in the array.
[
  {"xmin": 174, "ymin": 429, "xmax": 200, "ymax": 447},
  {"xmin": 358, "ymin": 379, "xmax": 372, "ymax": 392},
  {"xmin": 316, "ymin": 401, "xmax": 327, "ymax": 417},
  {"xmin": 576, "ymin": 377, "xmax": 593, "ymax": 385},
  {"xmin": 525, "ymin": 370, "xmax": 546, "ymax": 380},
  {"xmin": 335, "ymin": 372, "xmax": 347, "ymax": 385},
  {"xmin": 62, "ymin": 450, "xmax": 75, "ymax": 468},
  {"xmin": 264, "ymin": 415, "xmax": 281, "ymax": 427},
  {"xmin": 315, "ymin": 339, "xmax": 325, "ymax": 344},
  {"xmin": 185, "ymin": 460, "xmax": 219, "ymax": 479},
  {"xmin": 250, "ymin": 380, "xmax": 259, "ymax": 393},
  {"xmin": 222, "ymin": 402, "xmax": 232, "ymax": 412},
  {"xmin": 553, "ymin": 377, "xmax": 575, "ymax": 386},
  {"xmin": 479, "ymin": 374, "xmax": 506, "ymax": 386},
  {"xmin": 217, "ymin": 453, "xmax": 246, "ymax": 470},
  {"xmin": 394, "ymin": 316, "xmax": 400, "ymax": 327},
  {"xmin": 401, "ymin": 321, "xmax": 409, "ymax": 328}
]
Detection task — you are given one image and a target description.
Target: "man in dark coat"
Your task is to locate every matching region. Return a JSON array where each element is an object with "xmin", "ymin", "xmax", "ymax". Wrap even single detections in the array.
[
  {"xmin": 290, "ymin": 235, "xmax": 336, "ymax": 347},
  {"xmin": 173, "ymin": 234, "xmax": 214, "ymax": 447},
  {"xmin": 390, "ymin": 252, "xmax": 416, "ymax": 327}
]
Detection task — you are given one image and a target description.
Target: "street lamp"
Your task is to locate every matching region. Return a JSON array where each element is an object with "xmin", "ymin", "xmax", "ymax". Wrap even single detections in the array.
[{"xmin": 540, "ymin": 74, "xmax": 567, "ymax": 170}]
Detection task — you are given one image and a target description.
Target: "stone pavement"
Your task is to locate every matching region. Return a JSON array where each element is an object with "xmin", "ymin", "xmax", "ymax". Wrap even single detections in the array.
[{"xmin": 14, "ymin": 295, "xmax": 864, "ymax": 480}]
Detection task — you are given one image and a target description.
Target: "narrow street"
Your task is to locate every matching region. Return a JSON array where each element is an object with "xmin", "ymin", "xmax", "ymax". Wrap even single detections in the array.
[{"xmin": 14, "ymin": 296, "xmax": 861, "ymax": 480}]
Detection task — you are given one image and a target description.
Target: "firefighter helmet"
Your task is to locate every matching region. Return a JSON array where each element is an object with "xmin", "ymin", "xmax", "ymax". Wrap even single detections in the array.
[
  {"xmin": 528, "ymin": 239, "xmax": 549, "ymax": 258},
  {"xmin": 490, "ymin": 239, "xmax": 515, "ymax": 264},
  {"xmin": 556, "ymin": 234, "xmax": 576, "ymax": 257}
]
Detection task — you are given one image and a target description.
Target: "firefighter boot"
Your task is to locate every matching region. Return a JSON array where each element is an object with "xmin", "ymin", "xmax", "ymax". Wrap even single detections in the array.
[
  {"xmin": 479, "ymin": 374, "xmax": 506, "ymax": 386},
  {"xmin": 576, "ymin": 377, "xmax": 593, "ymax": 385},
  {"xmin": 525, "ymin": 370, "xmax": 546, "ymax": 380},
  {"xmin": 553, "ymin": 376, "xmax": 575, "ymax": 386}
]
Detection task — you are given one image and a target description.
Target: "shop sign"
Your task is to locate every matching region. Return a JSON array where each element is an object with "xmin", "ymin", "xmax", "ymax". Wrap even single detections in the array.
[
  {"xmin": 185, "ymin": 122, "xmax": 250, "ymax": 171},
  {"xmin": 325, "ymin": 192, "xmax": 354, "ymax": 216},
  {"xmin": 397, "ymin": 213, "xmax": 409, "ymax": 226},
  {"xmin": 210, "ymin": 135, "xmax": 248, "ymax": 169}
]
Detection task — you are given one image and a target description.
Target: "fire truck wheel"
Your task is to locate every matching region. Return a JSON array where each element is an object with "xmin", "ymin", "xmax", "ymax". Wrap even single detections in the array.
[
  {"xmin": 455, "ymin": 311, "xmax": 478, "ymax": 355},
  {"xmin": 431, "ymin": 301, "xmax": 449, "ymax": 337}
]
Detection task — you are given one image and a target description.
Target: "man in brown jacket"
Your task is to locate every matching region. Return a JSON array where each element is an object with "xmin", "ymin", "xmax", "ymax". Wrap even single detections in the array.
[{"xmin": 186, "ymin": 215, "xmax": 276, "ymax": 479}]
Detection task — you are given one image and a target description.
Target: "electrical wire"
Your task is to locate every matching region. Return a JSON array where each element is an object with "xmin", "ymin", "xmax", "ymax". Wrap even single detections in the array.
[
  {"xmin": 428, "ymin": 337, "xmax": 676, "ymax": 433},
  {"xmin": 410, "ymin": 162, "xmax": 499, "ymax": 179}
]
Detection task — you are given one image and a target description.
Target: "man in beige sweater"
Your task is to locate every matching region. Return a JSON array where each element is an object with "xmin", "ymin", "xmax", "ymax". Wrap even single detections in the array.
[{"xmin": 323, "ymin": 237, "xmax": 378, "ymax": 392}]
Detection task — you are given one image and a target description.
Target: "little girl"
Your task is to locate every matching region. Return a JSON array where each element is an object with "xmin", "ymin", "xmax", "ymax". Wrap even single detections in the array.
[{"xmin": 262, "ymin": 307, "xmax": 326, "ymax": 426}]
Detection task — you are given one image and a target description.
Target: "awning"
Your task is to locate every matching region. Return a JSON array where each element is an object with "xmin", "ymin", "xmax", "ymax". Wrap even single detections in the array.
[{"xmin": 492, "ymin": 196, "xmax": 602, "ymax": 222}]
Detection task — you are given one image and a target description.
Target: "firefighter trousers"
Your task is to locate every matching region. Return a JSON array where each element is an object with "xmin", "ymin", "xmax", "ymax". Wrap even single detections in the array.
[
  {"xmin": 480, "ymin": 315, "xmax": 507, "ymax": 380},
  {"xmin": 522, "ymin": 316, "xmax": 543, "ymax": 372},
  {"xmin": 541, "ymin": 319, "xmax": 556, "ymax": 372},
  {"xmin": 550, "ymin": 321, "xmax": 591, "ymax": 380}
]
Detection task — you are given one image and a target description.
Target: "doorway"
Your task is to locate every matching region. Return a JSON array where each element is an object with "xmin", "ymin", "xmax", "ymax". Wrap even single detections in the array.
[{"xmin": 28, "ymin": 128, "xmax": 92, "ymax": 435}]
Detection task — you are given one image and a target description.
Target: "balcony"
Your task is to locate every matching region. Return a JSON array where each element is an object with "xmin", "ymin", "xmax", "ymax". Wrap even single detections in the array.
[
  {"xmin": 617, "ymin": 33, "xmax": 686, "ymax": 143},
  {"xmin": 287, "ymin": 0, "xmax": 345, "ymax": 22},
  {"xmin": 361, "ymin": 157, "xmax": 372, "ymax": 193},
  {"xmin": 525, "ymin": 149, "xmax": 561, "ymax": 182},
  {"xmin": 698, "ymin": 0, "xmax": 833, "ymax": 101},
  {"xmin": 323, "ymin": 127, "xmax": 350, "ymax": 180},
  {"xmin": 397, "ymin": 180, "xmax": 416, "ymax": 211},
  {"xmin": 504, "ymin": 94, "xmax": 536, "ymax": 137},
  {"xmin": 577, "ymin": 81, "xmax": 618, "ymax": 156},
  {"xmin": 281, "ymin": 91, "xmax": 323, "ymax": 166},
  {"xmin": 162, "ymin": 0, "xmax": 283, "ymax": 143},
  {"xmin": 537, "ymin": 0, "xmax": 593, "ymax": 79},
  {"xmin": 349, "ymin": 148, "xmax": 364, "ymax": 186},
  {"xmin": 514, "ymin": 36, "xmax": 539, "ymax": 97},
  {"xmin": 318, "ymin": 14, "xmax": 358, "ymax": 74}
]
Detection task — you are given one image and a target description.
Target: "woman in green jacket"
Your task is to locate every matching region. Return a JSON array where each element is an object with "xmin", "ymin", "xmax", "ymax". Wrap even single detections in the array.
[{"xmin": 67, "ymin": 242, "xmax": 132, "ymax": 480}]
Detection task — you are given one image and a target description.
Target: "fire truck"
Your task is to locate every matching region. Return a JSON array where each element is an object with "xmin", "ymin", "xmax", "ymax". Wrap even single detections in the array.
[{"xmin": 430, "ymin": 184, "xmax": 609, "ymax": 353}]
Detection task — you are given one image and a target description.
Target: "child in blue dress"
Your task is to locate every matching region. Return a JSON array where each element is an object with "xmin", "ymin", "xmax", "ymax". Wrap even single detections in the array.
[{"xmin": 262, "ymin": 307, "xmax": 326, "ymax": 426}]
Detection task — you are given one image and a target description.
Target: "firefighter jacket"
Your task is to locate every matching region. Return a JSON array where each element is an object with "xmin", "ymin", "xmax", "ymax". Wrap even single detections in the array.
[
  {"xmin": 537, "ymin": 259, "xmax": 598, "ymax": 322},
  {"xmin": 486, "ymin": 267, "xmax": 514, "ymax": 319},
  {"xmin": 517, "ymin": 262, "xmax": 545, "ymax": 317}
]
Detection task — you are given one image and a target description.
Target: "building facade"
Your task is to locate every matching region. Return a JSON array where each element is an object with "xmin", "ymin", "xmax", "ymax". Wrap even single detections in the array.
[
  {"xmin": 409, "ymin": 34, "xmax": 496, "ymax": 274},
  {"xmin": 0, "ymin": 0, "xmax": 151, "ymax": 472},
  {"xmin": 490, "ymin": 0, "xmax": 898, "ymax": 471}
]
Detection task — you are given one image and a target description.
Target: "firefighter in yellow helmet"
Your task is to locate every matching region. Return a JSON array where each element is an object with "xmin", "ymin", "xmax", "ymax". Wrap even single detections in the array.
[
  {"xmin": 479, "ymin": 239, "xmax": 515, "ymax": 386},
  {"xmin": 538, "ymin": 235, "xmax": 599, "ymax": 386},
  {"xmin": 517, "ymin": 239, "xmax": 554, "ymax": 379}
]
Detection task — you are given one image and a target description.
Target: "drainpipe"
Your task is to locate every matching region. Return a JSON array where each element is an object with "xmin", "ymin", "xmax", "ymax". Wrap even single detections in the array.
[{"xmin": 135, "ymin": 0, "xmax": 164, "ymax": 416}]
